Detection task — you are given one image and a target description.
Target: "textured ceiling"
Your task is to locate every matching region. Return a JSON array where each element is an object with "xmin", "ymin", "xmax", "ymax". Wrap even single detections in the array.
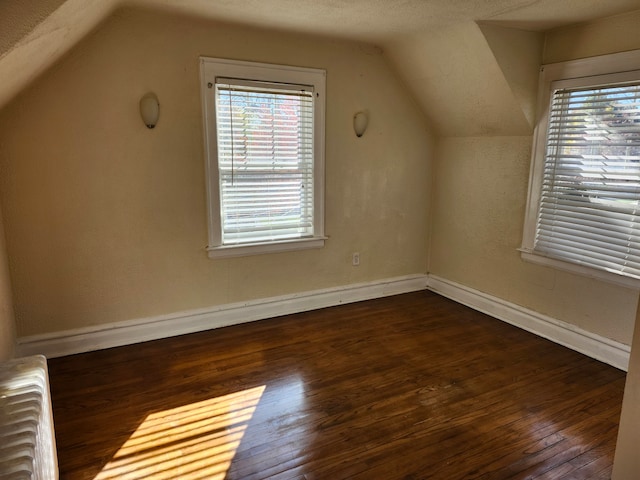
[{"xmin": 131, "ymin": 0, "xmax": 640, "ymax": 42}]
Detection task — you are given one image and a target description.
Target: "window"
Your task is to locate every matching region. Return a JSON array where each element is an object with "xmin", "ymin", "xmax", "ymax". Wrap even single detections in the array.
[
  {"xmin": 522, "ymin": 50, "xmax": 640, "ymax": 287},
  {"xmin": 200, "ymin": 57, "xmax": 326, "ymax": 258}
]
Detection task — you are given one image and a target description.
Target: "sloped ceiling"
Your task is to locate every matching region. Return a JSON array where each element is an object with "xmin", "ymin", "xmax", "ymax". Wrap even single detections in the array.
[
  {"xmin": 386, "ymin": 22, "xmax": 542, "ymax": 136},
  {"xmin": 1, "ymin": 0, "xmax": 640, "ymax": 135}
]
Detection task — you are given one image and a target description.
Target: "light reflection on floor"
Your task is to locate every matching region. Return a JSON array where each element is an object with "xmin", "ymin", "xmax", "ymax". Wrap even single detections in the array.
[{"xmin": 94, "ymin": 385, "xmax": 266, "ymax": 480}]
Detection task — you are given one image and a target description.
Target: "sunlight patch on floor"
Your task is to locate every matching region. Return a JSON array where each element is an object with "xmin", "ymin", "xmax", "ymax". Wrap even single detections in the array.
[{"xmin": 94, "ymin": 385, "xmax": 266, "ymax": 480}]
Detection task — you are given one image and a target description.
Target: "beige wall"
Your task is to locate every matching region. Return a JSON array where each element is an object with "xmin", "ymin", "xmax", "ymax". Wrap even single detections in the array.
[
  {"xmin": 384, "ymin": 23, "xmax": 536, "ymax": 137},
  {"xmin": 0, "ymin": 8, "xmax": 433, "ymax": 337},
  {"xmin": 0, "ymin": 207, "xmax": 16, "ymax": 360},
  {"xmin": 544, "ymin": 9, "xmax": 640, "ymax": 64},
  {"xmin": 0, "ymin": 0, "xmax": 116, "ymax": 111},
  {"xmin": 613, "ymin": 297, "xmax": 640, "ymax": 478},
  {"xmin": 428, "ymin": 10, "xmax": 640, "ymax": 345},
  {"xmin": 430, "ymin": 136, "xmax": 638, "ymax": 343}
]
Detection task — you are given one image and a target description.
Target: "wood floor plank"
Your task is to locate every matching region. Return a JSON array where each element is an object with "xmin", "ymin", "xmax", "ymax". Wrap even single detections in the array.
[{"xmin": 48, "ymin": 291, "xmax": 626, "ymax": 479}]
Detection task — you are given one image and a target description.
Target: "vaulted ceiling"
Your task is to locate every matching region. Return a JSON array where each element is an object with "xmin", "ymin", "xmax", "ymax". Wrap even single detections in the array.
[{"xmin": 2, "ymin": 0, "xmax": 640, "ymax": 135}]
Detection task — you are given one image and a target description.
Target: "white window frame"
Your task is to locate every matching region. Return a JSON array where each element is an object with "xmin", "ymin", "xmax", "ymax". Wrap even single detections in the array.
[
  {"xmin": 521, "ymin": 49, "xmax": 640, "ymax": 288},
  {"xmin": 200, "ymin": 57, "xmax": 326, "ymax": 258}
]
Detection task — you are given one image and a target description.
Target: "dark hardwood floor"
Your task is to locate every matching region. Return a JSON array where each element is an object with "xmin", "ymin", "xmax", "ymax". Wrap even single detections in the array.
[{"xmin": 48, "ymin": 291, "xmax": 626, "ymax": 479}]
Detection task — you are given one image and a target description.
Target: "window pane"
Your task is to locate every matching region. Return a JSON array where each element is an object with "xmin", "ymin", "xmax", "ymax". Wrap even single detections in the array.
[
  {"xmin": 216, "ymin": 83, "xmax": 314, "ymax": 245},
  {"xmin": 535, "ymin": 82, "xmax": 640, "ymax": 278}
]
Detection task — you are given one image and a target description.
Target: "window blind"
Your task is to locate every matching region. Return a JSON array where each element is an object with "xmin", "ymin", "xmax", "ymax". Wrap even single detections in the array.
[
  {"xmin": 535, "ymin": 82, "xmax": 640, "ymax": 279},
  {"xmin": 215, "ymin": 79, "xmax": 315, "ymax": 245}
]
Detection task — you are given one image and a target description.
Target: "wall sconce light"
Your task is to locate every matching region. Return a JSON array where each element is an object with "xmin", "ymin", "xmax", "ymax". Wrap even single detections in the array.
[
  {"xmin": 353, "ymin": 111, "xmax": 369, "ymax": 137},
  {"xmin": 139, "ymin": 92, "xmax": 159, "ymax": 129}
]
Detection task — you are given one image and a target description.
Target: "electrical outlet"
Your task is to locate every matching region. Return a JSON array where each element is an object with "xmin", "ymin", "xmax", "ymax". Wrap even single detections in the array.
[{"xmin": 352, "ymin": 252, "xmax": 360, "ymax": 266}]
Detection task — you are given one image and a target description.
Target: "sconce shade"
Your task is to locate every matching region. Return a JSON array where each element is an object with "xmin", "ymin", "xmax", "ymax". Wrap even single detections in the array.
[
  {"xmin": 140, "ymin": 92, "xmax": 159, "ymax": 129},
  {"xmin": 353, "ymin": 111, "xmax": 369, "ymax": 137}
]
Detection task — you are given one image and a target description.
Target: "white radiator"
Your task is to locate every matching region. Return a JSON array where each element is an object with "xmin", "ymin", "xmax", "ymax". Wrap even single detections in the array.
[{"xmin": 0, "ymin": 355, "xmax": 58, "ymax": 479}]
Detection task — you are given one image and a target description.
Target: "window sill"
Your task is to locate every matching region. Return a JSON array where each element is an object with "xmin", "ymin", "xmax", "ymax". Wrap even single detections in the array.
[
  {"xmin": 207, "ymin": 236, "xmax": 327, "ymax": 258},
  {"xmin": 519, "ymin": 249, "xmax": 640, "ymax": 290}
]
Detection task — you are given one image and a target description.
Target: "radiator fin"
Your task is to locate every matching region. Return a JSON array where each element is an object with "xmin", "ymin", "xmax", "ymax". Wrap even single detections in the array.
[{"xmin": 0, "ymin": 355, "xmax": 58, "ymax": 479}]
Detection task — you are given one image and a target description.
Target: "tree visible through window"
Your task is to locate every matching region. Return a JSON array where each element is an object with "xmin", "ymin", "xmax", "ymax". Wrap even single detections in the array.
[
  {"xmin": 200, "ymin": 58, "xmax": 326, "ymax": 258},
  {"xmin": 215, "ymin": 82, "xmax": 314, "ymax": 245},
  {"xmin": 522, "ymin": 59, "xmax": 640, "ymax": 284}
]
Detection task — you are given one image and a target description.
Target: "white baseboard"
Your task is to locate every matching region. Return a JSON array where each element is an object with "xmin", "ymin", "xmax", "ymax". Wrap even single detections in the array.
[
  {"xmin": 427, "ymin": 275, "xmax": 631, "ymax": 371},
  {"xmin": 18, "ymin": 272, "xmax": 629, "ymax": 370},
  {"xmin": 17, "ymin": 274, "xmax": 429, "ymax": 358}
]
